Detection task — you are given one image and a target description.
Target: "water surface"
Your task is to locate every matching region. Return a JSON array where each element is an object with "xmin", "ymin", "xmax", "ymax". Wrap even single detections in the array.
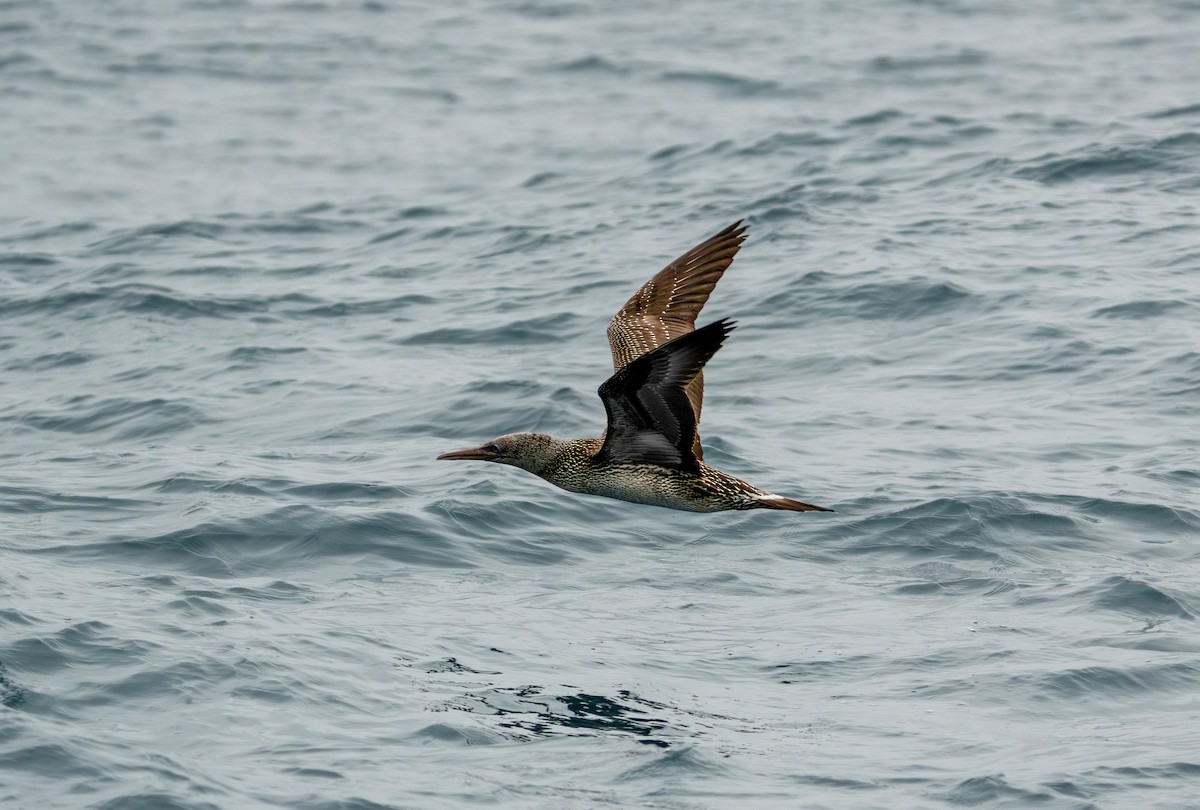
[{"xmin": 3, "ymin": 1, "xmax": 1200, "ymax": 807}]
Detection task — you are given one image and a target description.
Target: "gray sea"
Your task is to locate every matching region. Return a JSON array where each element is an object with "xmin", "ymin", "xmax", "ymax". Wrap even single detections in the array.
[{"xmin": 3, "ymin": 0, "xmax": 1200, "ymax": 807}]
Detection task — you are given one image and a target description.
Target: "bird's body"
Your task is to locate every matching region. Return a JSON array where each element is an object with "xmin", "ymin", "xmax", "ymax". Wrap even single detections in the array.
[{"xmin": 437, "ymin": 221, "xmax": 832, "ymax": 514}]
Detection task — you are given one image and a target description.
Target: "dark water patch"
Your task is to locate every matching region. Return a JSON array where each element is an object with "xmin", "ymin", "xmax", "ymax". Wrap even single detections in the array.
[
  {"xmin": 842, "ymin": 108, "xmax": 904, "ymax": 127},
  {"xmin": 1014, "ymin": 134, "xmax": 1200, "ymax": 184},
  {"xmin": 1082, "ymin": 632, "xmax": 1200, "ymax": 653},
  {"xmin": 1, "ymin": 621, "xmax": 158, "ymax": 676},
  {"xmin": 165, "ymin": 594, "xmax": 239, "ymax": 618},
  {"xmin": 618, "ymin": 744, "xmax": 733, "ymax": 779},
  {"xmin": 1087, "ymin": 761, "xmax": 1200, "ymax": 781},
  {"xmin": 282, "ymin": 482, "xmax": 411, "ymax": 501},
  {"xmin": 868, "ymin": 49, "xmax": 989, "ymax": 73},
  {"xmin": 1156, "ymin": 350, "xmax": 1200, "ymax": 398},
  {"xmin": 746, "ymin": 183, "xmax": 820, "ymax": 217},
  {"xmin": 0, "ymin": 284, "xmax": 297, "ymax": 320},
  {"xmin": 427, "ymin": 498, "xmax": 579, "ymax": 565},
  {"xmin": 733, "ymin": 131, "xmax": 842, "ymax": 156},
  {"xmin": 769, "ymin": 645, "xmax": 1014, "ymax": 685},
  {"xmin": 924, "ymin": 155, "xmax": 1014, "ymax": 186},
  {"xmin": 288, "ymin": 294, "xmax": 433, "ymax": 318},
  {"xmin": 422, "ymin": 657, "xmax": 500, "ymax": 675},
  {"xmin": 1076, "ymin": 575, "xmax": 1195, "ymax": 620},
  {"xmin": 936, "ymin": 774, "xmax": 1056, "ymax": 806},
  {"xmin": 4, "ymin": 221, "xmax": 96, "ymax": 242},
  {"xmin": 94, "ymin": 793, "xmax": 224, "ymax": 810},
  {"xmin": 402, "ymin": 313, "xmax": 579, "ymax": 346},
  {"xmin": 0, "ymin": 742, "xmax": 108, "ymax": 781},
  {"xmin": 366, "ymin": 227, "xmax": 414, "ymax": 244},
  {"xmin": 648, "ymin": 143, "xmax": 692, "ymax": 161},
  {"xmin": 89, "ymin": 261, "xmax": 146, "ymax": 281},
  {"xmin": 1071, "ymin": 496, "xmax": 1200, "ymax": 539},
  {"xmin": 875, "ymin": 133, "xmax": 952, "ymax": 148},
  {"xmin": 105, "ymin": 51, "xmax": 308, "ymax": 84},
  {"xmin": 381, "ymin": 85, "xmax": 459, "ymax": 104},
  {"xmin": 0, "ymin": 661, "xmax": 26, "ymax": 708},
  {"xmin": 521, "ymin": 170, "xmax": 563, "ymax": 188},
  {"xmin": 0, "ymin": 485, "xmax": 148, "ymax": 516},
  {"xmin": 100, "ymin": 658, "xmax": 241, "ymax": 701},
  {"xmin": 791, "ymin": 774, "xmax": 884, "ymax": 790},
  {"xmin": 225, "ymin": 580, "xmax": 312, "ymax": 601},
  {"xmin": 3, "ymin": 350, "xmax": 95, "ymax": 372},
  {"xmin": 915, "ymin": 661, "xmax": 1200, "ymax": 705},
  {"xmin": 1092, "ymin": 299, "xmax": 1192, "ymax": 319},
  {"xmin": 36, "ymin": 505, "xmax": 473, "ymax": 577},
  {"xmin": 281, "ymin": 766, "xmax": 345, "ymax": 778},
  {"xmin": 1038, "ymin": 662, "xmax": 1200, "ymax": 702},
  {"xmin": 16, "ymin": 397, "xmax": 210, "ymax": 441},
  {"xmin": 658, "ymin": 69, "xmax": 782, "ymax": 96},
  {"xmin": 125, "ymin": 290, "xmax": 271, "ymax": 319},
  {"xmin": 835, "ymin": 495, "xmax": 1088, "ymax": 564},
  {"xmin": 1117, "ymin": 222, "xmax": 1197, "ymax": 244},
  {"xmin": 0, "ymin": 251, "xmax": 57, "ymax": 266},
  {"xmin": 225, "ymin": 345, "xmax": 307, "ymax": 365},
  {"xmin": 215, "ymin": 212, "xmax": 370, "ymax": 235},
  {"xmin": 87, "ymin": 221, "xmax": 229, "ymax": 255},
  {"xmin": 0, "ymin": 50, "xmax": 36, "ymax": 70},
  {"xmin": 760, "ymin": 276, "xmax": 973, "ymax": 323},
  {"xmin": 508, "ymin": 1, "xmax": 590, "ymax": 19},
  {"xmin": 0, "ymin": 608, "xmax": 37, "ymax": 627},
  {"xmin": 386, "ymin": 204, "xmax": 450, "ymax": 220},
  {"xmin": 1040, "ymin": 779, "xmax": 1094, "ymax": 801},
  {"xmin": 896, "ymin": 217, "xmax": 974, "ymax": 236},
  {"xmin": 891, "ymin": 575, "xmax": 1012, "ymax": 597},
  {"xmin": 158, "ymin": 266, "xmax": 244, "ymax": 282},
  {"xmin": 546, "ymin": 55, "xmax": 627, "ymax": 75},
  {"xmin": 451, "ymin": 687, "xmax": 672, "ymax": 747},
  {"xmin": 1145, "ymin": 102, "xmax": 1200, "ymax": 119},
  {"xmin": 1148, "ymin": 467, "xmax": 1200, "ymax": 486},
  {"xmin": 267, "ymin": 263, "xmax": 345, "ymax": 278},
  {"xmin": 767, "ymin": 654, "xmax": 876, "ymax": 684},
  {"xmin": 475, "ymin": 223, "xmax": 592, "ymax": 258}
]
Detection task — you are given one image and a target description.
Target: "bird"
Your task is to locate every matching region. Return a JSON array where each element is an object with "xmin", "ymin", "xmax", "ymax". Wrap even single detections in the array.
[{"xmin": 437, "ymin": 221, "xmax": 832, "ymax": 513}]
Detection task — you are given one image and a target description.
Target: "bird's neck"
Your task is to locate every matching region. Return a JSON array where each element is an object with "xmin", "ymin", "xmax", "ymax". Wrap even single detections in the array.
[{"xmin": 534, "ymin": 436, "xmax": 603, "ymax": 479}]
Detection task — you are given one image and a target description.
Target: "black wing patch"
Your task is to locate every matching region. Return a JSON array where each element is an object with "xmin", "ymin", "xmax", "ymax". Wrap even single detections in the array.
[{"xmin": 595, "ymin": 319, "xmax": 736, "ymax": 472}]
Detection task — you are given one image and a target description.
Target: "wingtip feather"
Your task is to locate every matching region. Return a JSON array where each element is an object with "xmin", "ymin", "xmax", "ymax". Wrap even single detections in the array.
[{"xmin": 756, "ymin": 496, "xmax": 834, "ymax": 513}]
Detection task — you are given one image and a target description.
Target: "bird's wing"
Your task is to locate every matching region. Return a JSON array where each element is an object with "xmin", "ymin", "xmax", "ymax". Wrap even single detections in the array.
[
  {"xmin": 596, "ymin": 319, "xmax": 736, "ymax": 473},
  {"xmin": 606, "ymin": 220, "xmax": 747, "ymax": 460}
]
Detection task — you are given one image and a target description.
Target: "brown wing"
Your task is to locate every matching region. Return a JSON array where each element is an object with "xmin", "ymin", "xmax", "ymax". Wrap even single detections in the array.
[{"xmin": 606, "ymin": 221, "xmax": 747, "ymax": 460}]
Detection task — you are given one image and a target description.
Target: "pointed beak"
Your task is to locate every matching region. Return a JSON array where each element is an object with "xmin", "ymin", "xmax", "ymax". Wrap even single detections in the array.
[{"xmin": 436, "ymin": 445, "xmax": 499, "ymax": 462}]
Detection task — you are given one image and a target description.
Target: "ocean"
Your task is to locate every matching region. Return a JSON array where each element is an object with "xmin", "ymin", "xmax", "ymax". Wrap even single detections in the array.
[{"xmin": 3, "ymin": 0, "xmax": 1199, "ymax": 807}]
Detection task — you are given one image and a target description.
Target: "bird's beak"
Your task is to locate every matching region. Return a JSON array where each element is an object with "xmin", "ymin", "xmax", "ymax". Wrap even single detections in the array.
[{"xmin": 436, "ymin": 445, "xmax": 499, "ymax": 462}]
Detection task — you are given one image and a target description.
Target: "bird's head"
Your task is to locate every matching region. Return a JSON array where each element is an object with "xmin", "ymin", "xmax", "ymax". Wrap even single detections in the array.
[{"xmin": 437, "ymin": 432, "xmax": 564, "ymax": 475}]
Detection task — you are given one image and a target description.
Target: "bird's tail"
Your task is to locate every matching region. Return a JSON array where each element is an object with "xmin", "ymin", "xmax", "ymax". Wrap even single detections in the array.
[{"xmin": 754, "ymin": 495, "xmax": 834, "ymax": 513}]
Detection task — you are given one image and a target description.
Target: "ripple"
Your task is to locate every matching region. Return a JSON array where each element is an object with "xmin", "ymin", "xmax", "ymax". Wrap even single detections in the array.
[
  {"xmin": 1014, "ymin": 134, "xmax": 1200, "ymax": 184},
  {"xmin": 15, "ymin": 397, "xmax": 211, "ymax": 440},
  {"xmin": 1077, "ymin": 575, "xmax": 1195, "ymax": 620},
  {"xmin": 37, "ymin": 505, "xmax": 474, "ymax": 576}
]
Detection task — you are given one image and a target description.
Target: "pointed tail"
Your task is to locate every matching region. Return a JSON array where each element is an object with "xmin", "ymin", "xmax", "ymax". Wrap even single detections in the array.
[{"xmin": 755, "ymin": 495, "xmax": 834, "ymax": 513}]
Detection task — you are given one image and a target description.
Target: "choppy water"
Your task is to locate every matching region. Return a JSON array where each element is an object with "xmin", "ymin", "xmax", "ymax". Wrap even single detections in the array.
[{"xmin": 3, "ymin": 0, "xmax": 1200, "ymax": 807}]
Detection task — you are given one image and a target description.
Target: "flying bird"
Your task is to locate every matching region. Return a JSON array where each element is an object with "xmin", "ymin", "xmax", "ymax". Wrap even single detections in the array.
[{"xmin": 437, "ymin": 221, "xmax": 832, "ymax": 513}]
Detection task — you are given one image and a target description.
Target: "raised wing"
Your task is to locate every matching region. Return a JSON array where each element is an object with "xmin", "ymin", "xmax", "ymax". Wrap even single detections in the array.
[
  {"xmin": 596, "ymin": 319, "xmax": 736, "ymax": 473},
  {"xmin": 606, "ymin": 221, "xmax": 747, "ymax": 460}
]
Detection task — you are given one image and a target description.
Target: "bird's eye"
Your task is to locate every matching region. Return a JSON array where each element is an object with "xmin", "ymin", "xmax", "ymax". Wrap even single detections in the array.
[{"xmin": 487, "ymin": 443, "xmax": 502, "ymax": 455}]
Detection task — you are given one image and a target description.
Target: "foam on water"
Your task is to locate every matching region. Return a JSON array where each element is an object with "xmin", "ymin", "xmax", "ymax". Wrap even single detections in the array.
[{"xmin": 3, "ymin": 0, "xmax": 1200, "ymax": 808}]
